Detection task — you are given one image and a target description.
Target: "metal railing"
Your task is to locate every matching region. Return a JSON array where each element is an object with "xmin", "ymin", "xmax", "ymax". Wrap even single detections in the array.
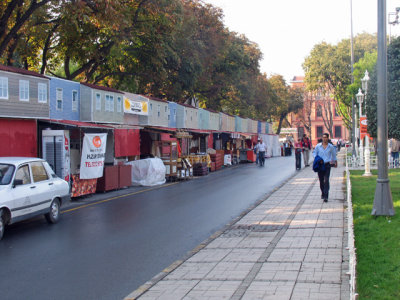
[
  {"xmin": 345, "ymin": 146, "xmax": 377, "ymax": 169},
  {"xmin": 345, "ymin": 158, "xmax": 358, "ymax": 300}
]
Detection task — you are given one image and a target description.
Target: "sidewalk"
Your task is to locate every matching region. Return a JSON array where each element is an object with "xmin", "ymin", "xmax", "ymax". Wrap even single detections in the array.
[{"xmin": 125, "ymin": 158, "xmax": 350, "ymax": 300}]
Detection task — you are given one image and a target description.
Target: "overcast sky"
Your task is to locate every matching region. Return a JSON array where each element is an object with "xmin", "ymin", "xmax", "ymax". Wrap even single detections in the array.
[{"xmin": 203, "ymin": 0, "xmax": 400, "ymax": 83}]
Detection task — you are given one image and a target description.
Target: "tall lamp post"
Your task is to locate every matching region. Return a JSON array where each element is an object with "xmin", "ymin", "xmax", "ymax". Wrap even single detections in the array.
[
  {"xmin": 356, "ymin": 88, "xmax": 364, "ymax": 166},
  {"xmin": 361, "ymin": 71, "xmax": 372, "ymax": 176},
  {"xmin": 372, "ymin": 0, "xmax": 394, "ymax": 216},
  {"xmin": 350, "ymin": 0, "xmax": 357, "ymax": 157}
]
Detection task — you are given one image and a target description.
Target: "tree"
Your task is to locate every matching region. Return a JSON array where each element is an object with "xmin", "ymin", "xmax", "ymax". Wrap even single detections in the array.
[
  {"xmin": 303, "ymin": 33, "xmax": 377, "ymax": 129},
  {"xmin": 366, "ymin": 36, "xmax": 400, "ymax": 139},
  {"xmin": 269, "ymin": 75, "xmax": 303, "ymax": 134},
  {"xmin": 294, "ymin": 89, "xmax": 314, "ymax": 139}
]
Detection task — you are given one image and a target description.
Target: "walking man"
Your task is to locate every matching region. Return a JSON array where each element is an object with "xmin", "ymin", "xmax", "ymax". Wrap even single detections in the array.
[
  {"xmin": 254, "ymin": 140, "xmax": 260, "ymax": 165},
  {"xmin": 255, "ymin": 138, "xmax": 267, "ymax": 166},
  {"xmin": 313, "ymin": 133, "xmax": 337, "ymax": 202},
  {"xmin": 301, "ymin": 134, "xmax": 312, "ymax": 166}
]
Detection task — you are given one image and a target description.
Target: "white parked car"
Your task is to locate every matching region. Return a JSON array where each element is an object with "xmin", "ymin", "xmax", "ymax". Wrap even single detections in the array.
[{"xmin": 0, "ymin": 157, "xmax": 70, "ymax": 240}]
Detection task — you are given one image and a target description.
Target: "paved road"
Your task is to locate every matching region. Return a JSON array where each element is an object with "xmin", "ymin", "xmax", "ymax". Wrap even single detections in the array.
[{"xmin": 0, "ymin": 156, "xmax": 297, "ymax": 300}]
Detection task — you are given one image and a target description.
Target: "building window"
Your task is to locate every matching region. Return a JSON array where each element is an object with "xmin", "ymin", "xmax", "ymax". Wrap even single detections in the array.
[
  {"xmin": 150, "ymin": 103, "xmax": 152, "ymax": 111},
  {"xmin": 19, "ymin": 80, "xmax": 29, "ymax": 101},
  {"xmin": 168, "ymin": 107, "xmax": 170, "ymax": 121},
  {"xmin": 56, "ymin": 88, "xmax": 63, "ymax": 111},
  {"xmin": 38, "ymin": 83, "xmax": 47, "ymax": 103},
  {"xmin": 174, "ymin": 109, "xmax": 176, "ymax": 121},
  {"xmin": 72, "ymin": 90, "xmax": 78, "ymax": 111},
  {"xmin": 157, "ymin": 105, "xmax": 160, "ymax": 117},
  {"xmin": 298, "ymin": 127, "xmax": 304, "ymax": 138},
  {"xmin": 109, "ymin": 95, "xmax": 114, "ymax": 112},
  {"xmin": 316, "ymin": 105, "xmax": 322, "ymax": 117},
  {"xmin": 117, "ymin": 96, "xmax": 122, "ymax": 112},
  {"xmin": 335, "ymin": 125, "xmax": 342, "ymax": 138},
  {"xmin": 105, "ymin": 94, "xmax": 110, "ymax": 111},
  {"xmin": 0, "ymin": 77, "xmax": 8, "ymax": 99},
  {"xmin": 165, "ymin": 106, "xmax": 167, "ymax": 112},
  {"xmin": 96, "ymin": 93, "xmax": 101, "ymax": 110},
  {"xmin": 316, "ymin": 126, "xmax": 323, "ymax": 138}
]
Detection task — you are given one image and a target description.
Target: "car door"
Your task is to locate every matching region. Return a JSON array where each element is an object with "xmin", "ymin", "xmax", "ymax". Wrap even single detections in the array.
[
  {"xmin": 29, "ymin": 161, "xmax": 54, "ymax": 213},
  {"xmin": 9, "ymin": 164, "xmax": 35, "ymax": 219}
]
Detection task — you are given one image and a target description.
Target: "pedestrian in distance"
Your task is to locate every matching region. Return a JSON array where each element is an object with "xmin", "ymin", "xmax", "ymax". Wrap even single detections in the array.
[
  {"xmin": 313, "ymin": 133, "xmax": 337, "ymax": 202},
  {"xmin": 254, "ymin": 140, "xmax": 260, "ymax": 165},
  {"xmin": 294, "ymin": 138, "xmax": 302, "ymax": 170},
  {"xmin": 301, "ymin": 134, "xmax": 312, "ymax": 167},
  {"xmin": 389, "ymin": 138, "xmax": 400, "ymax": 167},
  {"xmin": 255, "ymin": 138, "xmax": 267, "ymax": 166}
]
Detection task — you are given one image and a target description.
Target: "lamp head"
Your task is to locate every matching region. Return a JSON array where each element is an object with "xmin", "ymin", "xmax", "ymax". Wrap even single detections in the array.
[
  {"xmin": 361, "ymin": 70, "xmax": 369, "ymax": 93},
  {"xmin": 356, "ymin": 88, "xmax": 364, "ymax": 104}
]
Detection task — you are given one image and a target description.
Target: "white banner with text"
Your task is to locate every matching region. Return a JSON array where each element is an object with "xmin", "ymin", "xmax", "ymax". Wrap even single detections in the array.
[{"xmin": 80, "ymin": 133, "xmax": 108, "ymax": 179}]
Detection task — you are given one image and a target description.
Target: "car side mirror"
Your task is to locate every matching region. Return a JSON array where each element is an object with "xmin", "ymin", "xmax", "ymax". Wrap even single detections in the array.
[{"xmin": 13, "ymin": 179, "xmax": 24, "ymax": 188}]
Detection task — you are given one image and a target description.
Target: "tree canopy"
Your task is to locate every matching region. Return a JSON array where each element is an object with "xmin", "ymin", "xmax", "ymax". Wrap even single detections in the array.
[
  {"xmin": 366, "ymin": 36, "xmax": 400, "ymax": 139},
  {"xmin": 0, "ymin": 0, "xmax": 303, "ymax": 126},
  {"xmin": 302, "ymin": 33, "xmax": 377, "ymax": 129}
]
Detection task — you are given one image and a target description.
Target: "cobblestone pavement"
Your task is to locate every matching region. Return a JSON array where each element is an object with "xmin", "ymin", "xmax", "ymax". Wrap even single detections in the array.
[{"xmin": 125, "ymin": 160, "xmax": 349, "ymax": 300}]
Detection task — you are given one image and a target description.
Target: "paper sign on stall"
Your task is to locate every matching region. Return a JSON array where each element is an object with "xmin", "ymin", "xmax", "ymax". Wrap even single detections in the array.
[{"xmin": 80, "ymin": 133, "xmax": 107, "ymax": 179}]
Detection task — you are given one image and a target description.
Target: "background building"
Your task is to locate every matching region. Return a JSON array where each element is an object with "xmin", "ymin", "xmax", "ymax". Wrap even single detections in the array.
[{"xmin": 288, "ymin": 76, "xmax": 349, "ymax": 146}]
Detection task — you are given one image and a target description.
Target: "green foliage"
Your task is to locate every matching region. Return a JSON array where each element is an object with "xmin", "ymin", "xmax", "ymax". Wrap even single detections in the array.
[
  {"xmin": 0, "ymin": 0, "xmax": 300, "ymax": 127},
  {"xmin": 350, "ymin": 169, "xmax": 400, "ymax": 299},
  {"xmin": 303, "ymin": 33, "xmax": 377, "ymax": 130},
  {"xmin": 365, "ymin": 36, "xmax": 400, "ymax": 139}
]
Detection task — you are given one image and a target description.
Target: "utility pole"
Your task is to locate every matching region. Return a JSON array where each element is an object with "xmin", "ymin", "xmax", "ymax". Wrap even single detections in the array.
[
  {"xmin": 372, "ymin": 0, "xmax": 395, "ymax": 216},
  {"xmin": 350, "ymin": 0, "xmax": 356, "ymax": 156}
]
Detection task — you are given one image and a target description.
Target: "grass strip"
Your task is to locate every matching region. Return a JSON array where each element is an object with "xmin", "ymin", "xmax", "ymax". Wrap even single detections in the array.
[{"xmin": 351, "ymin": 169, "xmax": 400, "ymax": 299}]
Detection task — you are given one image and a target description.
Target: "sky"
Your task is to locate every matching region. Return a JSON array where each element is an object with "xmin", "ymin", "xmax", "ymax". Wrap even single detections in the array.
[{"xmin": 203, "ymin": 0, "xmax": 400, "ymax": 83}]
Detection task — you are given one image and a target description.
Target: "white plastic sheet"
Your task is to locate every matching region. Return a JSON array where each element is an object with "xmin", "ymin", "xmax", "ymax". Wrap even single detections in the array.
[
  {"xmin": 259, "ymin": 134, "xmax": 281, "ymax": 157},
  {"xmin": 126, "ymin": 158, "xmax": 166, "ymax": 186}
]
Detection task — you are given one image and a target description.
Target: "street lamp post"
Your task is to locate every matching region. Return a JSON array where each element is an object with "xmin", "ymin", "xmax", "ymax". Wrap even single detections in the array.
[
  {"xmin": 356, "ymin": 88, "xmax": 364, "ymax": 166},
  {"xmin": 350, "ymin": 0, "xmax": 357, "ymax": 157},
  {"xmin": 361, "ymin": 71, "xmax": 372, "ymax": 176},
  {"xmin": 372, "ymin": 0, "xmax": 394, "ymax": 216}
]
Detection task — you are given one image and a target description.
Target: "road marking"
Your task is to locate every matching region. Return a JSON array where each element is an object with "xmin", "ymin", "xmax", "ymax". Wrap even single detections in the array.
[{"xmin": 62, "ymin": 182, "xmax": 179, "ymax": 214}]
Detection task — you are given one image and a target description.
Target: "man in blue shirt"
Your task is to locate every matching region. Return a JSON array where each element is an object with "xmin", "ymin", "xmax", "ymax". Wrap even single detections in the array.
[{"xmin": 313, "ymin": 133, "xmax": 337, "ymax": 202}]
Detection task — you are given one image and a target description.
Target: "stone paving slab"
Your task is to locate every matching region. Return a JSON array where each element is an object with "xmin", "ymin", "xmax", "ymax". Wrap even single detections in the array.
[{"xmin": 125, "ymin": 163, "xmax": 350, "ymax": 300}]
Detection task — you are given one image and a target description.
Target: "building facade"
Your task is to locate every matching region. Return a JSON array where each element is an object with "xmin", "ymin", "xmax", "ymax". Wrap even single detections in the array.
[{"xmin": 289, "ymin": 76, "xmax": 349, "ymax": 146}]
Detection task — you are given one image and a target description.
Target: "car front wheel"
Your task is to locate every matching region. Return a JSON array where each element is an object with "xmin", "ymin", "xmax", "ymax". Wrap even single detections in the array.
[
  {"xmin": 45, "ymin": 199, "xmax": 60, "ymax": 224},
  {"xmin": 0, "ymin": 210, "xmax": 5, "ymax": 240}
]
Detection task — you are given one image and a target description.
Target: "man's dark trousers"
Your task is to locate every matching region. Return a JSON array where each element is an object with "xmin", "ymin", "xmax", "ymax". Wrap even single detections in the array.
[{"xmin": 318, "ymin": 164, "xmax": 331, "ymax": 199}]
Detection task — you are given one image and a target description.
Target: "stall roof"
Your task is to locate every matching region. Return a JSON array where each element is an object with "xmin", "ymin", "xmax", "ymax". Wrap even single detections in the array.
[
  {"xmin": 187, "ymin": 128, "xmax": 210, "ymax": 135},
  {"xmin": 41, "ymin": 119, "xmax": 114, "ymax": 129},
  {"xmin": 143, "ymin": 125, "xmax": 177, "ymax": 133},
  {"xmin": 102, "ymin": 124, "xmax": 142, "ymax": 130},
  {"xmin": 0, "ymin": 64, "xmax": 49, "ymax": 79},
  {"xmin": 80, "ymin": 82, "xmax": 123, "ymax": 94}
]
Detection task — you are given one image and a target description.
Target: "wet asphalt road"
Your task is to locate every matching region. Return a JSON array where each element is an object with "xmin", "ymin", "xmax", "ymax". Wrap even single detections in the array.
[{"xmin": 0, "ymin": 156, "xmax": 297, "ymax": 300}]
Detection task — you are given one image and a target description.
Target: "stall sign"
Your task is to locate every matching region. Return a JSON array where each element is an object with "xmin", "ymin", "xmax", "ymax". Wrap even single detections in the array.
[
  {"xmin": 123, "ymin": 97, "xmax": 148, "ymax": 115},
  {"xmin": 80, "ymin": 133, "xmax": 107, "ymax": 179}
]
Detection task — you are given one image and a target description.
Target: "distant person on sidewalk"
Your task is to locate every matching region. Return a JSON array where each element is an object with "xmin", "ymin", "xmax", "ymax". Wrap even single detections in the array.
[
  {"xmin": 254, "ymin": 140, "xmax": 260, "ymax": 165},
  {"xmin": 313, "ymin": 133, "xmax": 337, "ymax": 202},
  {"xmin": 389, "ymin": 138, "xmax": 400, "ymax": 167},
  {"xmin": 255, "ymin": 138, "xmax": 267, "ymax": 166},
  {"xmin": 294, "ymin": 139, "xmax": 302, "ymax": 170},
  {"xmin": 301, "ymin": 134, "xmax": 312, "ymax": 166}
]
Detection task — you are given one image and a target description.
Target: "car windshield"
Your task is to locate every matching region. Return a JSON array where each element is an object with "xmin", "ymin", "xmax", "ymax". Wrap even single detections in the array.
[{"xmin": 0, "ymin": 164, "xmax": 15, "ymax": 185}]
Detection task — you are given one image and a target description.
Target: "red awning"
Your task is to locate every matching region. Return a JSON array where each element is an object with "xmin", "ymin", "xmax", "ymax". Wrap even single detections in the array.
[
  {"xmin": 143, "ymin": 126, "xmax": 177, "ymax": 133},
  {"xmin": 187, "ymin": 129, "xmax": 211, "ymax": 134},
  {"xmin": 43, "ymin": 119, "xmax": 114, "ymax": 129}
]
